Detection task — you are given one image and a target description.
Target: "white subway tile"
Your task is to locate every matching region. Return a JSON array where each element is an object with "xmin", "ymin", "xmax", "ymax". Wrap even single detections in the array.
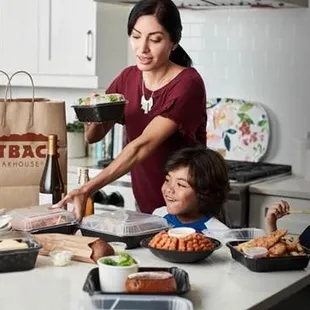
[{"xmin": 190, "ymin": 24, "xmax": 204, "ymax": 37}]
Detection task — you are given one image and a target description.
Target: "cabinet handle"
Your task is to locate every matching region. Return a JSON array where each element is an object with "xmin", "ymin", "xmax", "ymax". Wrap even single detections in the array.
[
  {"xmin": 86, "ymin": 30, "xmax": 93, "ymax": 61},
  {"xmin": 48, "ymin": 0, "xmax": 52, "ymax": 60}
]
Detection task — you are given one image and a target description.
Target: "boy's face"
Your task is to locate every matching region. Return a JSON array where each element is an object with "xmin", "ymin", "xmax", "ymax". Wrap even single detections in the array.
[{"xmin": 161, "ymin": 166, "xmax": 198, "ymax": 216}]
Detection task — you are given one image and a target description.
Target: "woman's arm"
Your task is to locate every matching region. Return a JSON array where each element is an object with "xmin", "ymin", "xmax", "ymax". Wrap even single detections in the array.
[
  {"xmin": 56, "ymin": 115, "xmax": 178, "ymax": 221},
  {"xmin": 84, "ymin": 121, "xmax": 115, "ymax": 144},
  {"xmin": 85, "ymin": 115, "xmax": 177, "ymax": 194}
]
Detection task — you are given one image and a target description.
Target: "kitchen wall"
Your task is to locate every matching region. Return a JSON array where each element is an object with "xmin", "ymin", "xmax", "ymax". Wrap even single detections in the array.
[
  {"xmin": 1, "ymin": 6, "xmax": 309, "ymax": 165},
  {"xmin": 178, "ymin": 8, "xmax": 310, "ymax": 165}
]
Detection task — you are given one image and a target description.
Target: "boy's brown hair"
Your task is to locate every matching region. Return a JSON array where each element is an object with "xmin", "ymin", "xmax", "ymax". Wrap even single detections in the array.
[{"xmin": 164, "ymin": 146, "xmax": 230, "ymax": 217}]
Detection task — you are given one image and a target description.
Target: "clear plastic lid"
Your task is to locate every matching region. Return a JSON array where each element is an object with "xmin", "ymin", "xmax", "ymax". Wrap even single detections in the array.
[
  {"xmin": 8, "ymin": 204, "xmax": 76, "ymax": 231},
  {"xmin": 80, "ymin": 295, "xmax": 194, "ymax": 310},
  {"xmin": 203, "ymin": 228, "xmax": 265, "ymax": 242},
  {"xmin": 80, "ymin": 209, "xmax": 170, "ymax": 237},
  {"xmin": 0, "ymin": 230, "xmax": 34, "ymax": 242}
]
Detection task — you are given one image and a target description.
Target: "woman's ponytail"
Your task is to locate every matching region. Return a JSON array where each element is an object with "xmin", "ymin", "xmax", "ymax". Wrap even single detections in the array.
[{"xmin": 169, "ymin": 45, "xmax": 192, "ymax": 67}]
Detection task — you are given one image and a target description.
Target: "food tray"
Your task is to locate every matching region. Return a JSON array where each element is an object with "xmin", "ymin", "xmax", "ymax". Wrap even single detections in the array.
[
  {"xmin": 227, "ymin": 240, "xmax": 310, "ymax": 272},
  {"xmin": 0, "ymin": 231, "xmax": 42, "ymax": 272},
  {"xmin": 141, "ymin": 236, "xmax": 222, "ymax": 263},
  {"xmin": 83, "ymin": 267, "xmax": 190, "ymax": 296},
  {"xmin": 30, "ymin": 222, "xmax": 78, "ymax": 235},
  {"xmin": 80, "ymin": 295, "xmax": 193, "ymax": 310},
  {"xmin": 79, "ymin": 210, "xmax": 170, "ymax": 248},
  {"xmin": 72, "ymin": 102, "xmax": 126, "ymax": 122},
  {"xmin": 9, "ymin": 205, "xmax": 78, "ymax": 234},
  {"xmin": 80, "ymin": 228, "xmax": 164, "ymax": 249}
]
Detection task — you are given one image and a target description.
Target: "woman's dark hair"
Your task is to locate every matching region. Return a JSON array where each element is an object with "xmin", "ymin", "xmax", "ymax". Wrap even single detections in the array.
[
  {"xmin": 127, "ymin": 0, "xmax": 192, "ymax": 67},
  {"xmin": 164, "ymin": 146, "xmax": 230, "ymax": 217}
]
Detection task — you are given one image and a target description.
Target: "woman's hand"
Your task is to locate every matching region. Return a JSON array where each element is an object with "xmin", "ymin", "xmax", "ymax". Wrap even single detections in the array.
[
  {"xmin": 265, "ymin": 200, "xmax": 290, "ymax": 233},
  {"xmin": 52, "ymin": 188, "xmax": 88, "ymax": 222}
]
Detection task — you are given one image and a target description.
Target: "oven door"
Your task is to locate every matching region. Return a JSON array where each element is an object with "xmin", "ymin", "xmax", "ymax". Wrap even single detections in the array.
[{"xmin": 224, "ymin": 185, "xmax": 249, "ymax": 228}]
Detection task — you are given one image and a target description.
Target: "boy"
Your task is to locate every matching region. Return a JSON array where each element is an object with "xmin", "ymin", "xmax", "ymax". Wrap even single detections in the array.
[{"xmin": 153, "ymin": 146, "xmax": 230, "ymax": 232}]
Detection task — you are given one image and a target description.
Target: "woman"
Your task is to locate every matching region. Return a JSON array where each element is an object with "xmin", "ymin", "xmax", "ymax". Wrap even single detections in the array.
[{"xmin": 56, "ymin": 0, "xmax": 207, "ymax": 221}]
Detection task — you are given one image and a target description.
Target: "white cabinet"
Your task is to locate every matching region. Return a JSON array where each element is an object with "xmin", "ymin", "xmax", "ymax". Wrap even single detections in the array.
[
  {"xmin": 249, "ymin": 194, "xmax": 310, "ymax": 235},
  {"xmin": 38, "ymin": 0, "xmax": 96, "ymax": 77},
  {"xmin": 0, "ymin": 0, "xmax": 39, "ymax": 73},
  {"xmin": 0, "ymin": 2, "xmax": 131, "ymax": 89}
]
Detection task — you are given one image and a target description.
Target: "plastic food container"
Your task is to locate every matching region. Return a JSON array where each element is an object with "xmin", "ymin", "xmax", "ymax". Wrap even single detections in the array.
[
  {"xmin": 203, "ymin": 228, "xmax": 265, "ymax": 243},
  {"xmin": 79, "ymin": 210, "xmax": 171, "ymax": 249},
  {"xmin": 108, "ymin": 242, "xmax": 127, "ymax": 254},
  {"xmin": 49, "ymin": 249, "xmax": 73, "ymax": 267},
  {"xmin": 227, "ymin": 240, "xmax": 310, "ymax": 272},
  {"xmin": 8, "ymin": 205, "xmax": 78, "ymax": 234},
  {"xmin": 97, "ymin": 255, "xmax": 139, "ymax": 292},
  {"xmin": 168, "ymin": 227, "xmax": 195, "ymax": 238},
  {"xmin": 83, "ymin": 266, "xmax": 190, "ymax": 296},
  {"xmin": 0, "ymin": 231, "xmax": 42, "ymax": 272},
  {"xmin": 243, "ymin": 247, "xmax": 268, "ymax": 258},
  {"xmin": 80, "ymin": 295, "xmax": 194, "ymax": 310}
]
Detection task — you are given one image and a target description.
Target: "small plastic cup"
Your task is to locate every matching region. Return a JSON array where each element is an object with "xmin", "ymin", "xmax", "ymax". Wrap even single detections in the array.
[
  {"xmin": 168, "ymin": 227, "xmax": 196, "ymax": 238},
  {"xmin": 108, "ymin": 242, "xmax": 127, "ymax": 254},
  {"xmin": 49, "ymin": 249, "xmax": 73, "ymax": 266},
  {"xmin": 243, "ymin": 247, "xmax": 268, "ymax": 259}
]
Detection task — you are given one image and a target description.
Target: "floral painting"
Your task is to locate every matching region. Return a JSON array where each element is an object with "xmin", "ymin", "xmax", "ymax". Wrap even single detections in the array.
[{"xmin": 206, "ymin": 98, "xmax": 270, "ymax": 162}]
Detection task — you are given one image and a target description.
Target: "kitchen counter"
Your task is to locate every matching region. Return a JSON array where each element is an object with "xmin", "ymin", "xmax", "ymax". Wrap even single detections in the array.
[
  {"xmin": 1, "ymin": 245, "xmax": 309, "ymax": 310},
  {"xmin": 250, "ymin": 175, "xmax": 310, "ymax": 200}
]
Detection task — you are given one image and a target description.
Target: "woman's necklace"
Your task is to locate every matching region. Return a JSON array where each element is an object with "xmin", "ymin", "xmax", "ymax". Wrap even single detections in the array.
[{"xmin": 140, "ymin": 69, "xmax": 170, "ymax": 114}]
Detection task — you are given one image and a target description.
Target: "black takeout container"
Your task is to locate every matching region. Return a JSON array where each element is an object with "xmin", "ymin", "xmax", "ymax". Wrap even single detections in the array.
[
  {"xmin": 30, "ymin": 222, "xmax": 78, "ymax": 235},
  {"xmin": 226, "ymin": 240, "xmax": 310, "ymax": 272},
  {"xmin": 72, "ymin": 102, "xmax": 126, "ymax": 122},
  {"xmin": 0, "ymin": 232, "xmax": 42, "ymax": 273},
  {"xmin": 83, "ymin": 266, "xmax": 190, "ymax": 296},
  {"xmin": 80, "ymin": 228, "xmax": 162, "ymax": 249},
  {"xmin": 140, "ymin": 236, "xmax": 222, "ymax": 263}
]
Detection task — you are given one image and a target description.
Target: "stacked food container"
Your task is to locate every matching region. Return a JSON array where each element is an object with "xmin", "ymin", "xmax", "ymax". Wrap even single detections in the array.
[{"xmin": 79, "ymin": 209, "xmax": 171, "ymax": 249}]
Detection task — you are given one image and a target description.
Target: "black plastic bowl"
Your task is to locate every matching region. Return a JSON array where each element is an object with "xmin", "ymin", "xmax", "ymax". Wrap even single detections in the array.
[
  {"xmin": 140, "ymin": 236, "xmax": 222, "ymax": 263},
  {"xmin": 72, "ymin": 101, "xmax": 126, "ymax": 122}
]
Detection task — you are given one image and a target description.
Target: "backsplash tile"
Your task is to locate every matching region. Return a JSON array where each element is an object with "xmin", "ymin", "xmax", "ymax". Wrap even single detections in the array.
[{"xmin": 179, "ymin": 8, "xmax": 310, "ymax": 164}]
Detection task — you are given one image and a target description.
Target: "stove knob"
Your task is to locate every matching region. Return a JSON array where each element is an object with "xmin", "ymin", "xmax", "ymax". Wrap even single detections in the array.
[
  {"xmin": 107, "ymin": 191, "xmax": 124, "ymax": 207},
  {"xmin": 92, "ymin": 190, "xmax": 108, "ymax": 204}
]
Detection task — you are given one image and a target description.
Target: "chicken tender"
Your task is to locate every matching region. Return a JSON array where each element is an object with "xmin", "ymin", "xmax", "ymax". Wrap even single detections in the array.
[{"xmin": 268, "ymin": 242, "xmax": 287, "ymax": 257}]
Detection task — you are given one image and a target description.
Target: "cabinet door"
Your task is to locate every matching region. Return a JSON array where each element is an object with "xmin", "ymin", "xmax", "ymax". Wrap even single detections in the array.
[
  {"xmin": 39, "ymin": 0, "xmax": 96, "ymax": 76},
  {"xmin": 0, "ymin": 0, "xmax": 39, "ymax": 73}
]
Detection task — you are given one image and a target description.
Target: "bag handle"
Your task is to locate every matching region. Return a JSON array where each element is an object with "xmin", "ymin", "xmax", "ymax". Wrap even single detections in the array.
[
  {"xmin": 1, "ymin": 70, "xmax": 35, "ymax": 128},
  {"xmin": 0, "ymin": 70, "xmax": 12, "ymax": 99}
]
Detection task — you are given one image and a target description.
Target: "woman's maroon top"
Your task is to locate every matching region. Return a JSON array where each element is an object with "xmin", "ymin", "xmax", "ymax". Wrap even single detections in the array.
[{"xmin": 106, "ymin": 66, "xmax": 207, "ymax": 214}]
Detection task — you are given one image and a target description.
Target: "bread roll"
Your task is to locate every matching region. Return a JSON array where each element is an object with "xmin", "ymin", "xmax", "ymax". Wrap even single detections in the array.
[
  {"xmin": 125, "ymin": 271, "xmax": 177, "ymax": 293},
  {"xmin": 90, "ymin": 239, "xmax": 115, "ymax": 262}
]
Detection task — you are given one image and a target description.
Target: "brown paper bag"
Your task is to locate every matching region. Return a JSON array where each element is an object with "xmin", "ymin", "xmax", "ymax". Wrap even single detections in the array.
[
  {"xmin": 0, "ymin": 71, "xmax": 67, "ymax": 211},
  {"xmin": 34, "ymin": 233, "xmax": 114, "ymax": 264}
]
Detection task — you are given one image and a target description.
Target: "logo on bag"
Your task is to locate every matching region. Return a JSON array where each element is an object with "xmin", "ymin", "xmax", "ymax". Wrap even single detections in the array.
[{"xmin": 0, "ymin": 133, "xmax": 48, "ymax": 168}]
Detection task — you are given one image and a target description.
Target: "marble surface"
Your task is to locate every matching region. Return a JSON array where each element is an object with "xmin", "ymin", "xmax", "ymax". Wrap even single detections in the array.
[
  {"xmin": 250, "ymin": 175, "xmax": 310, "ymax": 200},
  {"xmin": 0, "ymin": 245, "xmax": 309, "ymax": 310}
]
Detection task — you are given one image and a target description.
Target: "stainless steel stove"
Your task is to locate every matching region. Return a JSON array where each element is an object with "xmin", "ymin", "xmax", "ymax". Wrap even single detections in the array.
[{"xmin": 224, "ymin": 160, "xmax": 292, "ymax": 228}]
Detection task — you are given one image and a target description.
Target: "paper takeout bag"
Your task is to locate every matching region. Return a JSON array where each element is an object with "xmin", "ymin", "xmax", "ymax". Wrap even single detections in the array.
[
  {"xmin": 0, "ymin": 71, "xmax": 67, "ymax": 210},
  {"xmin": 34, "ymin": 233, "xmax": 100, "ymax": 264}
]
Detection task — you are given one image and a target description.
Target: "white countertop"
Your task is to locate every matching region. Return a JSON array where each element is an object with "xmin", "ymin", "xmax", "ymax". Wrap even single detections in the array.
[
  {"xmin": 250, "ymin": 175, "xmax": 310, "ymax": 200},
  {"xmin": 1, "ymin": 246, "xmax": 309, "ymax": 310}
]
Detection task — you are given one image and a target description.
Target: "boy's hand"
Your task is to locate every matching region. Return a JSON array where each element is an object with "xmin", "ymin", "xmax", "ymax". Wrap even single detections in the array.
[
  {"xmin": 266, "ymin": 200, "xmax": 290, "ymax": 222},
  {"xmin": 265, "ymin": 200, "xmax": 290, "ymax": 233}
]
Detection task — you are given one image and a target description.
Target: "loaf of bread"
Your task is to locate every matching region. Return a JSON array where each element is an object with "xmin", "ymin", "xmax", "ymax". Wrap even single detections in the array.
[
  {"xmin": 125, "ymin": 271, "xmax": 177, "ymax": 293},
  {"xmin": 90, "ymin": 238, "xmax": 115, "ymax": 262}
]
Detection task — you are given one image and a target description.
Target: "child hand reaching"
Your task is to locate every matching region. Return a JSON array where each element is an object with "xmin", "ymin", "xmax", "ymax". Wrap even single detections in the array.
[{"xmin": 265, "ymin": 200, "xmax": 290, "ymax": 233}]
